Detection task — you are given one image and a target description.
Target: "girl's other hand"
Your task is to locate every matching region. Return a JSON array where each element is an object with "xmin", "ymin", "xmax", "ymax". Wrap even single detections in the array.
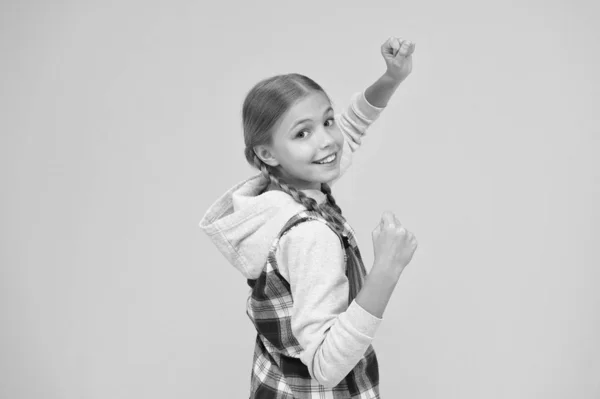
[
  {"xmin": 371, "ymin": 210, "xmax": 418, "ymax": 278},
  {"xmin": 380, "ymin": 36, "xmax": 416, "ymax": 83}
]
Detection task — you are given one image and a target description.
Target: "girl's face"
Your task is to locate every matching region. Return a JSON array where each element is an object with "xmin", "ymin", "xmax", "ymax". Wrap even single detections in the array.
[{"xmin": 255, "ymin": 91, "xmax": 344, "ymax": 191}]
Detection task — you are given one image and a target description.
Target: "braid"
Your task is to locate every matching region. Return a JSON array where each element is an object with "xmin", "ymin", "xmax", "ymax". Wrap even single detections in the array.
[
  {"xmin": 320, "ymin": 182, "xmax": 343, "ymax": 216},
  {"xmin": 252, "ymin": 153, "xmax": 346, "ymax": 234}
]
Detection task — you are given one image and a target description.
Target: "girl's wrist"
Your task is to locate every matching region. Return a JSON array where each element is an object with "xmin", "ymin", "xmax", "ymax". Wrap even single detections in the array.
[
  {"xmin": 371, "ymin": 262, "xmax": 404, "ymax": 283},
  {"xmin": 383, "ymin": 70, "xmax": 405, "ymax": 86},
  {"xmin": 365, "ymin": 72, "xmax": 404, "ymax": 107}
]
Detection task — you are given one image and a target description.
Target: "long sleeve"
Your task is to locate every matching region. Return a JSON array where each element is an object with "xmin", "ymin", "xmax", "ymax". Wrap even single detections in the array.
[
  {"xmin": 329, "ymin": 90, "xmax": 386, "ymax": 187},
  {"xmin": 275, "ymin": 221, "xmax": 383, "ymax": 388}
]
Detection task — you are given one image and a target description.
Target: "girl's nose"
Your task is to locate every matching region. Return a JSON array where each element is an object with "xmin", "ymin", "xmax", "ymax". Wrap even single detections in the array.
[{"xmin": 319, "ymin": 128, "xmax": 336, "ymax": 148}]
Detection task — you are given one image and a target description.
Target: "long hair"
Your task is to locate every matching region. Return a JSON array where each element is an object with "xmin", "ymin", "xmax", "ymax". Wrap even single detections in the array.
[{"xmin": 242, "ymin": 73, "xmax": 345, "ymax": 232}]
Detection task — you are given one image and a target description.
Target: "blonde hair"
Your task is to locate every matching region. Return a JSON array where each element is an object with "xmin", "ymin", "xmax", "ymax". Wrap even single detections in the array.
[{"xmin": 242, "ymin": 73, "xmax": 346, "ymax": 233}]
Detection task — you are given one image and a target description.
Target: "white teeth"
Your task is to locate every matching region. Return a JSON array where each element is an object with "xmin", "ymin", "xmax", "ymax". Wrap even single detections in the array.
[{"xmin": 316, "ymin": 153, "xmax": 336, "ymax": 164}]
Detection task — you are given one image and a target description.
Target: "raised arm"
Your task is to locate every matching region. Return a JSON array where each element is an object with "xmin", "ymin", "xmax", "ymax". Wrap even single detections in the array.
[
  {"xmin": 365, "ymin": 37, "xmax": 415, "ymax": 107},
  {"xmin": 327, "ymin": 36, "xmax": 416, "ymax": 187},
  {"xmin": 328, "ymin": 91, "xmax": 384, "ymax": 186}
]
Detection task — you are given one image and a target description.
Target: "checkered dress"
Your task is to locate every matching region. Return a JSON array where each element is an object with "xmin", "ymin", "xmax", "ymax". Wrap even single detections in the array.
[{"xmin": 245, "ymin": 209, "xmax": 380, "ymax": 398}]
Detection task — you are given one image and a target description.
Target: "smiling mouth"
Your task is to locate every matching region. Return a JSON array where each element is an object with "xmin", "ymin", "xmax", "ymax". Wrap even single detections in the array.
[{"xmin": 313, "ymin": 152, "xmax": 338, "ymax": 164}]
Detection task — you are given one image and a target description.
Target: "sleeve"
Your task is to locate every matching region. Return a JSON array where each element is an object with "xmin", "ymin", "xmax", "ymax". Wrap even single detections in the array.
[
  {"xmin": 328, "ymin": 90, "xmax": 386, "ymax": 187},
  {"xmin": 277, "ymin": 220, "xmax": 383, "ymax": 388}
]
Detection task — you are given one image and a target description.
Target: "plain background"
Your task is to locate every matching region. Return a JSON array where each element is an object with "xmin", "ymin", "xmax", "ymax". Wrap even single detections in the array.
[{"xmin": 1, "ymin": 0, "xmax": 599, "ymax": 398}]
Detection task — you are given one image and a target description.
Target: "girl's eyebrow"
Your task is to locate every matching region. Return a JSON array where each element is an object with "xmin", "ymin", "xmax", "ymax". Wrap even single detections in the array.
[{"xmin": 289, "ymin": 106, "xmax": 334, "ymax": 131}]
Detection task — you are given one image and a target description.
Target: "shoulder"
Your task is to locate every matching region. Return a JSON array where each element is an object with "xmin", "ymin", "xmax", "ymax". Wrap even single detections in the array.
[
  {"xmin": 276, "ymin": 219, "xmax": 346, "ymax": 277},
  {"xmin": 280, "ymin": 219, "xmax": 343, "ymax": 250}
]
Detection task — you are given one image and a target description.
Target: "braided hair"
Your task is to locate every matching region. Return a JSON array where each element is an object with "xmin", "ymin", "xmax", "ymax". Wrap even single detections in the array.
[{"xmin": 242, "ymin": 73, "xmax": 346, "ymax": 233}]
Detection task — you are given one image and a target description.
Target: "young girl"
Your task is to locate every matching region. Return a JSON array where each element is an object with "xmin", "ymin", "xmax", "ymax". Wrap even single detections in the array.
[{"xmin": 199, "ymin": 37, "xmax": 418, "ymax": 399}]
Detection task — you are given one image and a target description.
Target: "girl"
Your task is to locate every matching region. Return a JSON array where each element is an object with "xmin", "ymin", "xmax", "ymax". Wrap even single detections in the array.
[{"xmin": 199, "ymin": 37, "xmax": 418, "ymax": 398}]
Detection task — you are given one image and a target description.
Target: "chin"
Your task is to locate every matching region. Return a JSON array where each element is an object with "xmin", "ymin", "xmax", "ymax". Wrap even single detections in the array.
[{"xmin": 315, "ymin": 169, "xmax": 340, "ymax": 184}]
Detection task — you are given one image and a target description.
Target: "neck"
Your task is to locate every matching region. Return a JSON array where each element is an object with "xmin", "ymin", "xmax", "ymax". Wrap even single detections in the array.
[{"xmin": 267, "ymin": 182, "xmax": 322, "ymax": 192}]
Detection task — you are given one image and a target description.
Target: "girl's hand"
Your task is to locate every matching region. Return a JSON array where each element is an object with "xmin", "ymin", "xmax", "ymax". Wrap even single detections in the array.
[
  {"xmin": 371, "ymin": 210, "xmax": 418, "ymax": 278},
  {"xmin": 380, "ymin": 36, "xmax": 416, "ymax": 83}
]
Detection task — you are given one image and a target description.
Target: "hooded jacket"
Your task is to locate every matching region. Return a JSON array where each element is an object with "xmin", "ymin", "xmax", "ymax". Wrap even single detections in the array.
[{"xmin": 199, "ymin": 90, "xmax": 386, "ymax": 388}]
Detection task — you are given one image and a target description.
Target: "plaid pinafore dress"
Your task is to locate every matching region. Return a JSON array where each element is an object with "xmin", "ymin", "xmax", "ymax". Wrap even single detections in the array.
[{"xmin": 246, "ymin": 208, "xmax": 380, "ymax": 398}]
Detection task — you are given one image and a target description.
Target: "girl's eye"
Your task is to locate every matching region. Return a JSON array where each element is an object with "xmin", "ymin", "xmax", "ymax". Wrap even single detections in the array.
[{"xmin": 295, "ymin": 119, "xmax": 334, "ymax": 138}]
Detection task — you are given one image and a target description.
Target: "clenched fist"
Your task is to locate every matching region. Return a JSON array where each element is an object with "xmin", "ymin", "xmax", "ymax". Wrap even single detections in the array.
[{"xmin": 381, "ymin": 36, "xmax": 416, "ymax": 82}]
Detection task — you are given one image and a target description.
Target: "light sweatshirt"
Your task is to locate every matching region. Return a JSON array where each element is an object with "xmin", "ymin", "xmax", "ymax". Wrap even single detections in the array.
[{"xmin": 199, "ymin": 90, "xmax": 386, "ymax": 387}]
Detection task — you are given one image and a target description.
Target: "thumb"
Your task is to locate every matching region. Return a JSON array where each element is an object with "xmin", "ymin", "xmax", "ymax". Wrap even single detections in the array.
[
  {"xmin": 381, "ymin": 36, "xmax": 400, "ymax": 57},
  {"xmin": 372, "ymin": 220, "xmax": 382, "ymax": 239},
  {"xmin": 390, "ymin": 37, "xmax": 401, "ymax": 57}
]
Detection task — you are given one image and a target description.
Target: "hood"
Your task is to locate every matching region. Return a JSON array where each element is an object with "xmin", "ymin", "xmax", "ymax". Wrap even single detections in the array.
[{"xmin": 199, "ymin": 173, "xmax": 328, "ymax": 280}]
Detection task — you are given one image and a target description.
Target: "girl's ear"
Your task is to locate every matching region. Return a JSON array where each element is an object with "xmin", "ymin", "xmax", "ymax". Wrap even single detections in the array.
[{"xmin": 254, "ymin": 145, "xmax": 280, "ymax": 167}]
